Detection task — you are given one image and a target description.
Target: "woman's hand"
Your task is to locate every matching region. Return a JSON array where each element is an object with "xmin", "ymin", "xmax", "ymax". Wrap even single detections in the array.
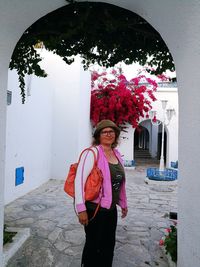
[
  {"xmin": 121, "ymin": 207, "xmax": 128, "ymax": 218},
  {"xmin": 78, "ymin": 211, "xmax": 89, "ymax": 226}
]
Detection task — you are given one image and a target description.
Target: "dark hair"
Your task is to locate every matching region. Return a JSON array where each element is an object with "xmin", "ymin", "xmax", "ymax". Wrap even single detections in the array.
[{"xmin": 92, "ymin": 127, "xmax": 120, "ymax": 148}]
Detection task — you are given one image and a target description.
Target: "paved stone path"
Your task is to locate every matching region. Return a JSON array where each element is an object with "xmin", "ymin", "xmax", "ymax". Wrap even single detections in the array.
[{"xmin": 4, "ymin": 164, "xmax": 177, "ymax": 267}]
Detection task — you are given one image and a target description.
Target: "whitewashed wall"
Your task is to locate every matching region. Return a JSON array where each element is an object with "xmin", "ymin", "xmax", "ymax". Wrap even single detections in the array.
[
  {"xmin": 51, "ymin": 53, "xmax": 91, "ymax": 179},
  {"xmin": 5, "ymin": 65, "xmax": 53, "ymax": 204},
  {"xmin": 1, "ymin": 1, "xmax": 200, "ymax": 266},
  {"xmin": 118, "ymin": 125, "xmax": 134, "ymax": 161},
  {"xmin": 153, "ymin": 88, "xmax": 178, "ymax": 165},
  {"xmin": 119, "ymin": 87, "xmax": 178, "ymax": 168},
  {"xmin": 5, "ymin": 51, "xmax": 91, "ymax": 204}
]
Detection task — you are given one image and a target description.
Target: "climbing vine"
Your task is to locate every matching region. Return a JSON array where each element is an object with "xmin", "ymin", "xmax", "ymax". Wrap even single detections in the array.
[{"xmin": 10, "ymin": 1, "xmax": 175, "ymax": 103}]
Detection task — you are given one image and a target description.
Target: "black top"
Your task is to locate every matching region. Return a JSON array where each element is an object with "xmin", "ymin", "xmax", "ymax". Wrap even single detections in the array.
[
  {"xmin": 109, "ymin": 161, "xmax": 125, "ymax": 209},
  {"xmin": 86, "ymin": 161, "xmax": 125, "ymax": 211}
]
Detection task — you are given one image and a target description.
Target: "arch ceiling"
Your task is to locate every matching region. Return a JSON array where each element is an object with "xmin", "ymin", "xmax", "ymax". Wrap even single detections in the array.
[{"xmin": 10, "ymin": 1, "xmax": 175, "ymax": 102}]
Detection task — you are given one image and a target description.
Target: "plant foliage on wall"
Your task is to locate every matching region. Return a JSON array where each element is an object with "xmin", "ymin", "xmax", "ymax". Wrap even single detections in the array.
[{"xmin": 9, "ymin": 0, "xmax": 175, "ymax": 103}]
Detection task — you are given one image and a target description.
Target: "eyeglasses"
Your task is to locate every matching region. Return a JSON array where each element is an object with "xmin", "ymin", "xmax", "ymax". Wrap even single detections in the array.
[{"xmin": 101, "ymin": 130, "xmax": 115, "ymax": 136}]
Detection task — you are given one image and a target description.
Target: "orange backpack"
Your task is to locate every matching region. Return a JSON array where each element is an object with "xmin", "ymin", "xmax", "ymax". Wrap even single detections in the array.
[{"xmin": 64, "ymin": 147, "xmax": 103, "ymax": 201}]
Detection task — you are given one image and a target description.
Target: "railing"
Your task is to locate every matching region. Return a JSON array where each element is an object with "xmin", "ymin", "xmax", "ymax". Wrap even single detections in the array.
[{"xmin": 146, "ymin": 167, "xmax": 178, "ymax": 181}]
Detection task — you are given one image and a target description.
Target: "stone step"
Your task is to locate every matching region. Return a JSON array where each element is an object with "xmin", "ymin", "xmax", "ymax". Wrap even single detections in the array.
[
  {"xmin": 135, "ymin": 158, "xmax": 160, "ymax": 166},
  {"xmin": 134, "ymin": 149, "xmax": 152, "ymax": 159},
  {"xmin": 135, "ymin": 155, "xmax": 152, "ymax": 158}
]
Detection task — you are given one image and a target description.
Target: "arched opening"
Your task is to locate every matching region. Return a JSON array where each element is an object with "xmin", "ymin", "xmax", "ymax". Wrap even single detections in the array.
[
  {"xmin": 2, "ymin": 1, "xmax": 179, "ymax": 266},
  {"xmin": 4, "ymin": 1, "xmax": 200, "ymax": 266},
  {"xmin": 134, "ymin": 126, "xmax": 149, "ymax": 150},
  {"xmin": 134, "ymin": 119, "xmax": 160, "ymax": 165},
  {"xmin": 134, "ymin": 118, "xmax": 171, "ymax": 167},
  {"xmin": 9, "ymin": 1, "xmax": 175, "ymax": 102},
  {"xmin": 134, "ymin": 126, "xmax": 150, "ymax": 157},
  {"xmin": 6, "ymin": 1, "xmax": 176, "ymax": 184}
]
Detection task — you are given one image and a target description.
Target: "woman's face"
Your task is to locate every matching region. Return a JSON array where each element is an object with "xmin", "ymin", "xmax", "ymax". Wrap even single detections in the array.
[{"xmin": 99, "ymin": 127, "xmax": 116, "ymax": 146}]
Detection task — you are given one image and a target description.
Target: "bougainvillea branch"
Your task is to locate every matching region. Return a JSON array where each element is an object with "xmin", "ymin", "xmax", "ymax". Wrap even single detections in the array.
[{"xmin": 90, "ymin": 68, "xmax": 158, "ymax": 129}]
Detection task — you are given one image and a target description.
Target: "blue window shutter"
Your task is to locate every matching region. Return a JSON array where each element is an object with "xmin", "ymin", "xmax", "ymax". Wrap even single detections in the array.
[{"xmin": 15, "ymin": 167, "xmax": 24, "ymax": 186}]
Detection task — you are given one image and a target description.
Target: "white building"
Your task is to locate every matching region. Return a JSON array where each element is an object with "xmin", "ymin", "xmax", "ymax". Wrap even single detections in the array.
[
  {"xmin": 119, "ymin": 84, "xmax": 178, "ymax": 168},
  {"xmin": 0, "ymin": 1, "xmax": 200, "ymax": 266},
  {"xmin": 5, "ymin": 51, "xmax": 92, "ymax": 204},
  {"xmin": 5, "ymin": 51, "xmax": 178, "ymax": 205}
]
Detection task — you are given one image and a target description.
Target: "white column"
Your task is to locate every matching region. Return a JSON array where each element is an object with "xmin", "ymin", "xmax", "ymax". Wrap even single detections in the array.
[
  {"xmin": 151, "ymin": 124, "xmax": 158, "ymax": 158},
  {"xmin": 167, "ymin": 118, "xmax": 178, "ymax": 168},
  {"xmin": 149, "ymin": 124, "xmax": 152, "ymax": 154},
  {"xmin": 173, "ymin": 9, "xmax": 200, "ymax": 261},
  {"xmin": 159, "ymin": 120, "xmax": 165, "ymax": 171},
  {"xmin": 0, "ymin": 62, "xmax": 8, "ymax": 267},
  {"xmin": 178, "ymin": 55, "xmax": 200, "ymax": 267}
]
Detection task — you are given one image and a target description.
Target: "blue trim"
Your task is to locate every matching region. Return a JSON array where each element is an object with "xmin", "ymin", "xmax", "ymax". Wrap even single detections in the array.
[
  {"xmin": 15, "ymin": 167, "xmax": 24, "ymax": 186},
  {"xmin": 171, "ymin": 161, "xmax": 178, "ymax": 169},
  {"xmin": 146, "ymin": 167, "xmax": 178, "ymax": 181}
]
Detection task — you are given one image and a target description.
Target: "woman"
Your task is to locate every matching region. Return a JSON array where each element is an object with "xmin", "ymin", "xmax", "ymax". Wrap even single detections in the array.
[{"xmin": 74, "ymin": 119, "xmax": 128, "ymax": 267}]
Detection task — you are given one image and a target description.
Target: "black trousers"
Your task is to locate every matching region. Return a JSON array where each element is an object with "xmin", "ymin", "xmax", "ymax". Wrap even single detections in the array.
[{"xmin": 81, "ymin": 206, "xmax": 117, "ymax": 267}]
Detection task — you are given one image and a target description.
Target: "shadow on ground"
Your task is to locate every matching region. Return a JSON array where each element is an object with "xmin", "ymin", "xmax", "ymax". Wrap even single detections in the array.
[{"xmin": 5, "ymin": 163, "xmax": 176, "ymax": 267}]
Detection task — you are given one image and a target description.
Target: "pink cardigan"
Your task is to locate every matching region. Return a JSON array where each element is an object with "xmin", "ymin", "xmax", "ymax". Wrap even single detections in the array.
[{"xmin": 75, "ymin": 145, "xmax": 127, "ymax": 213}]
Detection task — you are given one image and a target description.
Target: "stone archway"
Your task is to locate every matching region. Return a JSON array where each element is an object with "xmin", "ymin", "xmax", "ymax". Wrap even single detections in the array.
[
  {"xmin": 3, "ymin": 1, "xmax": 175, "ymax": 203},
  {"xmin": 1, "ymin": 1, "xmax": 200, "ymax": 267},
  {"xmin": 133, "ymin": 119, "xmax": 169, "ymax": 166}
]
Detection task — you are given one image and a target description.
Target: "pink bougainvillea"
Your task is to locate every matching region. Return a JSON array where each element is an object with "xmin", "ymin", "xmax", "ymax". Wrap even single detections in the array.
[{"xmin": 90, "ymin": 68, "xmax": 158, "ymax": 129}]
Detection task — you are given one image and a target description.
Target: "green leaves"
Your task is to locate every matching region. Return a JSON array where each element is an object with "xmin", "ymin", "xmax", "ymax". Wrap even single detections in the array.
[
  {"xmin": 3, "ymin": 225, "xmax": 17, "ymax": 245},
  {"xmin": 10, "ymin": 1, "xmax": 174, "ymax": 103},
  {"xmin": 164, "ymin": 225, "xmax": 177, "ymax": 262}
]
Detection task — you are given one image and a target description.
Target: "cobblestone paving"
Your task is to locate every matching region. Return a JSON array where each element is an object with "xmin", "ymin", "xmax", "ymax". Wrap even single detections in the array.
[{"xmin": 4, "ymin": 164, "xmax": 177, "ymax": 267}]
